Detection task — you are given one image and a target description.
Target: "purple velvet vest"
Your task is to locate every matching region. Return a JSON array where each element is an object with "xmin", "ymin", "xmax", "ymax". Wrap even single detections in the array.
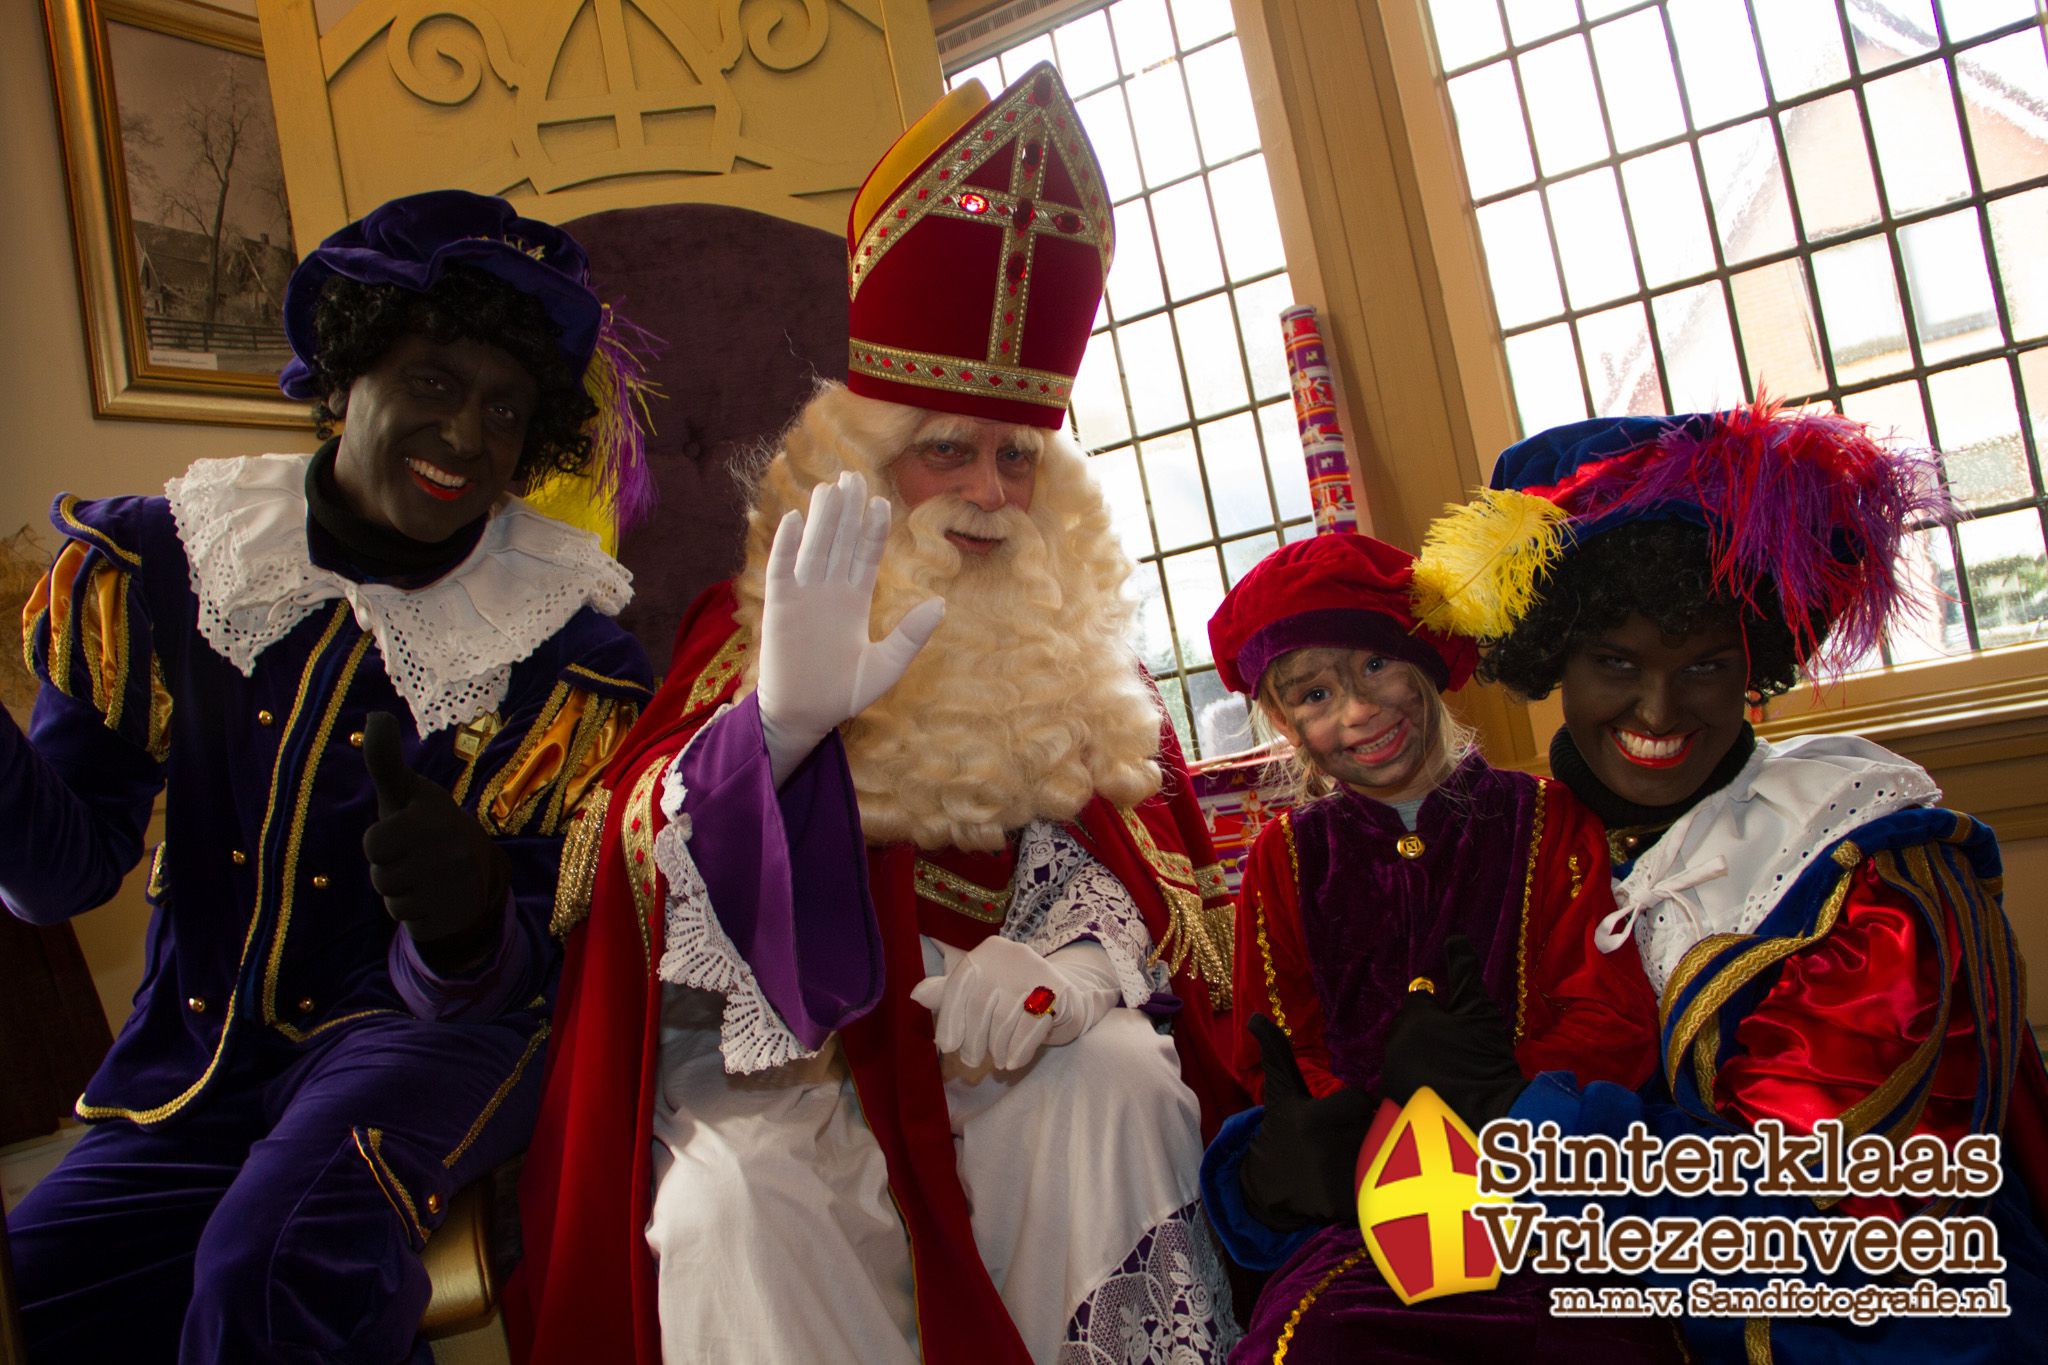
[{"xmin": 1290, "ymin": 753, "xmax": 1538, "ymax": 1094}]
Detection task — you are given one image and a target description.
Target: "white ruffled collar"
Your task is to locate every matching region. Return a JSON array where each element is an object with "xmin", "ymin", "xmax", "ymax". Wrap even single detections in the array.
[
  {"xmin": 165, "ymin": 453, "xmax": 632, "ymax": 734},
  {"xmin": 1596, "ymin": 733, "xmax": 1941, "ymax": 996}
]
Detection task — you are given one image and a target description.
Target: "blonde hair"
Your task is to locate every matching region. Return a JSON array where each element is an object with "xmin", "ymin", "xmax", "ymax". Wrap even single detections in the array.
[
  {"xmin": 1251, "ymin": 656, "xmax": 1475, "ymax": 808},
  {"xmin": 732, "ymin": 382, "xmax": 1165, "ymax": 851}
]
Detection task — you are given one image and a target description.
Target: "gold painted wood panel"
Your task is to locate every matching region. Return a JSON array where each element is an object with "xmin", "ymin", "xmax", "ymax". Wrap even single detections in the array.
[{"xmin": 256, "ymin": 0, "xmax": 943, "ymax": 243}]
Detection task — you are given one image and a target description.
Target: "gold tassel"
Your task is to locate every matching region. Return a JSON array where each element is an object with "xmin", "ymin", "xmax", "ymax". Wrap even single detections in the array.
[{"xmin": 1412, "ymin": 489, "xmax": 1572, "ymax": 640}]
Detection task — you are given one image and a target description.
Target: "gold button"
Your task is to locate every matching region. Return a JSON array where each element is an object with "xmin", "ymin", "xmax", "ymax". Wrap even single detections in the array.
[
  {"xmin": 231, "ymin": 850, "xmax": 247, "ymax": 866},
  {"xmin": 186, "ymin": 995, "xmax": 207, "ymax": 1014},
  {"xmin": 347, "ymin": 731, "xmax": 364, "ymax": 748},
  {"xmin": 257, "ymin": 709, "xmax": 274, "ymax": 726},
  {"xmin": 311, "ymin": 874, "xmax": 329, "ymax": 890},
  {"xmin": 1396, "ymin": 834, "xmax": 1426, "ymax": 860},
  {"xmin": 425, "ymin": 1192, "xmax": 444, "ymax": 1215},
  {"xmin": 296, "ymin": 996, "xmax": 315, "ymax": 1014}
]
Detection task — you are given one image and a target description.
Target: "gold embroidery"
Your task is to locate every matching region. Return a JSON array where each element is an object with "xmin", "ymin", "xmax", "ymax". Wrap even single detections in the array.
[
  {"xmin": 443, "ymin": 1022, "xmax": 550, "ymax": 1169},
  {"xmin": 265, "ymin": 632, "xmax": 376, "ymax": 1038},
  {"xmin": 146, "ymin": 841, "xmax": 168, "ymax": 899},
  {"xmin": 1281, "ymin": 810, "xmax": 1298, "ymax": 885},
  {"xmin": 1567, "ymin": 853, "xmax": 1583, "ymax": 900},
  {"xmin": 1253, "ymin": 891, "xmax": 1288, "ymax": 1036},
  {"xmin": 1273, "ymin": 1245, "xmax": 1374, "ymax": 1363},
  {"xmin": 1195, "ymin": 861, "xmax": 1228, "ymax": 900},
  {"xmin": 686, "ymin": 631, "xmax": 748, "ymax": 714},
  {"xmin": 621, "ymin": 759, "xmax": 664, "ymax": 971},
  {"xmin": 914, "ymin": 858, "xmax": 1010, "ymax": 924},
  {"xmin": 1123, "ymin": 806, "xmax": 1232, "ymax": 1007},
  {"xmin": 356, "ymin": 1126, "xmax": 429, "ymax": 1243},
  {"xmin": 552, "ymin": 786, "xmax": 611, "ymax": 938},
  {"xmin": 76, "ymin": 605, "xmax": 352, "ymax": 1126},
  {"xmin": 846, "ymin": 340, "xmax": 1074, "ymax": 407}
]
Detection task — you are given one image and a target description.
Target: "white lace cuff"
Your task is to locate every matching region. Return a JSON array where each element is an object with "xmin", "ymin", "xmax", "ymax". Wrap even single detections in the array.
[
  {"xmin": 652, "ymin": 724, "xmax": 820, "ymax": 1075},
  {"xmin": 1006, "ymin": 821, "xmax": 1166, "ymax": 1008}
]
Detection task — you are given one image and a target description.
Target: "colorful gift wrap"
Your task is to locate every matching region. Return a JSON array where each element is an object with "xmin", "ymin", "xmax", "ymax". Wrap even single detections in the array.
[{"xmin": 1282, "ymin": 304, "xmax": 1359, "ymax": 535}]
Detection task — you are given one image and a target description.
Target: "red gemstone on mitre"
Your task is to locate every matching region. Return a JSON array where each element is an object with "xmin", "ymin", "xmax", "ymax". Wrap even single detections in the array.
[
  {"xmin": 1005, "ymin": 252, "xmax": 1027, "ymax": 281},
  {"xmin": 958, "ymin": 192, "xmax": 990, "ymax": 214},
  {"xmin": 1055, "ymin": 212, "xmax": 1082, "ymax": 233},
  {"xmin": 988, "ymin": 375, "xmax": 1003, "ymax": 386},
  {"xmin": 1013, "ymin": 197, "xmax": 1036, "ymax": 228},
  {"xmin": 1022, "ymin": 141, "xmax": 1042, "ymax": 171},
  {"xmin": 1031, "ymin": 73, "xmax": 1052, "ymax": 104}
]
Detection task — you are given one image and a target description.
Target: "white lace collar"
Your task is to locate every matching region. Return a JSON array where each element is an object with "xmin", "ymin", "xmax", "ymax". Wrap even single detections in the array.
[
  {"xmin": 1594, "ymin": 734, "xmax": 1940, "ymax": 997},
  {"xmin": 165, "ymin": 453, "xmax": 633, "ymax": 734}
]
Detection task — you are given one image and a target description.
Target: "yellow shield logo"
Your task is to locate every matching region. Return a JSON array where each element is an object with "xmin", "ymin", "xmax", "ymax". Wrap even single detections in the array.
[{"xmin": 1353, "ymin": 1087, "xmax": 1506, "ymax": 1305}]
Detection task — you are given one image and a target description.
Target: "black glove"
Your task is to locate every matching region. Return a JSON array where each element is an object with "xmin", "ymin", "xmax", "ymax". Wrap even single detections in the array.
[
  {"xmin": 361, "ymin": 710, "xmax": 507, "ymax": 969},
  {"xmin": 1239, "ymin": 1013, "xmax": 1374, "ymax": 1231},
  {"xmin": 1378, "ymin": 934, "xmax": 1527, "ymax": 1131}
]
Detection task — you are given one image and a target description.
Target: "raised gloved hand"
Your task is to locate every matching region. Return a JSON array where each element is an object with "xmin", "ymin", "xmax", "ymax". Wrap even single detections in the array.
[
  {"xmin": 1238, "ymin": 1014, "xmax": 1374, "ymax": 1231},
  {"xmin": 362, "ymin": 710, "xmax": 507, "ymax": 967},
  {"xmin": 908, "ymin": 935, "xmax": 1120, "ymax": 1071},
  {"xmin": 756, "ymin": 471, "xmax": 945, "ymax": 787},
  {"xmin": 1378, "ymin": 934, "xmax": 1527, "ymax": 1131}
]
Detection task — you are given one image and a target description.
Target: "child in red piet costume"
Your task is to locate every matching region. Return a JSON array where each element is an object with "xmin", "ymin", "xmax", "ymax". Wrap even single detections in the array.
[{"xmin": 1197, "ymin": 531, "xmax": 1680, "ymax": 1362}]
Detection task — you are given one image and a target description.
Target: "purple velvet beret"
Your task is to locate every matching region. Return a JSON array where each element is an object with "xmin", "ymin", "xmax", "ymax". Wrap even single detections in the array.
[{"xmin": 277, "ymin": 190, "xmax": 601, "ymax": 399}]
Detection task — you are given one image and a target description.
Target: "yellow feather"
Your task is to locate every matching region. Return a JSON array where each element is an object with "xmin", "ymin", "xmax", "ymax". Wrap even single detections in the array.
[{"xmin": 1411, "ymin": 490, "xmax": 1571, "ymax": 640}]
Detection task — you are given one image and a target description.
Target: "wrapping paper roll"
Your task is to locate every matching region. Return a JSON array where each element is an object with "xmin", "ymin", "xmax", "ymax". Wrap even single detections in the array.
[{"xmin": 1282, "ymin": 304, "xmax": 1359, "ymax": 534}]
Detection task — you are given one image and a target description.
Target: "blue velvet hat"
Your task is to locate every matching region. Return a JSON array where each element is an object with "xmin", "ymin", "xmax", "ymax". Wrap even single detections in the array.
[{"xmin": 1414, "ymin": 401, "xmax": 1947, "ymax": 675}]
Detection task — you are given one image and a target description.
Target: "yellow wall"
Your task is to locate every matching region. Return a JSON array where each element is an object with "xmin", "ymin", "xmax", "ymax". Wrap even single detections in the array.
[{"xmin": 4, "ymin": 0, "xmax": 318, "ymax": 1025}]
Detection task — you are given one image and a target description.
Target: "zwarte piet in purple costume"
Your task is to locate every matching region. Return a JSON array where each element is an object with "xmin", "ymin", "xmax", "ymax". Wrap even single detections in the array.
[{"xmin": 1, "ymin": 190, "xmax": 653, "ymax": 1363}]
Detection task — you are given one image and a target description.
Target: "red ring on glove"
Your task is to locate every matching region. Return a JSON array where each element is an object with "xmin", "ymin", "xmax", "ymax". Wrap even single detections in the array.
[{"xmin": 1022, "ymin": 986, "xmax": 1058, "ymax": 1017}]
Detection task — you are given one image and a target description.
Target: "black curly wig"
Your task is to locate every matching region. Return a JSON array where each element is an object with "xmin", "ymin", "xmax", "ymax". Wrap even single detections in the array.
[
  {"xmin": 302, "ymin": 265, "xmax": 597, "ymax": 483},
  {"xmin": 1480, "ymin": 519, "xmax": 1812, "ymax": 701}
]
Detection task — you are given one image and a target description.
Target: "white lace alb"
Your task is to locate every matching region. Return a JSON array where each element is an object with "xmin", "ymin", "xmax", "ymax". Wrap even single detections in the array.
[{"xmin": 166, "ymin": 454, "xmax": 632, "ymax": 734}]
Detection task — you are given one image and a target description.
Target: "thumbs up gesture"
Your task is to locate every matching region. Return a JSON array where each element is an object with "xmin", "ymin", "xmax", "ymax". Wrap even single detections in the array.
[
  {"xmin": 1237, "ymin": 1014, "xmax": 1374, "ymax": 1230},
  {"xmin": 361, "ymin": 711, "xmax": 506, "ymax": 959}
]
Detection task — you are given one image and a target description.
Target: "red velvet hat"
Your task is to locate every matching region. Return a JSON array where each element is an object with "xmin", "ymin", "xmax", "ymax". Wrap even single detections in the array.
[
  {"xmin": 1208, "ymin": 533, "xmax": 1479, "ymax": 695},
  {"xmin": 845, "ymin": 62, "xmax": 1112, "ymax": 429}
]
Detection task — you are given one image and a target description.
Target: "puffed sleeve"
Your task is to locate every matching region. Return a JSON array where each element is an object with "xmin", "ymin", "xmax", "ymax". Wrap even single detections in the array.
[{"xmin": 3, "ymin": 496, "xmax": 168, "ymax": 924}]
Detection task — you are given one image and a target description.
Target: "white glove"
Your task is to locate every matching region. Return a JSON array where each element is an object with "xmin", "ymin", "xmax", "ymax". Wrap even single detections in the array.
[
  {"xmin": 756, "ymin": 471, "xmax": 945, "ymax": 787},
  {"xmin": 909, "ymin": 936, "xmax": 1121, "ymax": 1071}
]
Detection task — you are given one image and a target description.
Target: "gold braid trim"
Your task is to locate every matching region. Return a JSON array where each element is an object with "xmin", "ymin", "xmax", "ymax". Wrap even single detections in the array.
[
  {"xmin": 442, "ymin": 1022, "xmax": 550, "ymax": 1169},
  {"xmin": 1123, "ymin": 806, "xmax": 1233, "ymax": 1008},
  {"xmin": 685, "ymin": 631, "xmax": 748, "ymax": 713},
  {"xmin": 1253, "ymin": 890, "xmax": 1288, "ymax": 1036},
  {"xmin": 1744, "ymin": 1316, "xmax": 1773, "ymax": 1364},
  {"xmin": 551, "ymin": 786, "xmax": 611, "ymax": 937},
  {"xmin": 1272, "ymin": 1245, "xmax": 1373, "ymax": 1363},
  {"xmin": 914, "ymin": 859, "xmax": 1010, "ymax": 925},
  {"xmin": 621, "ymin": 759, "xmax": 664, "ymax": 971},
  {"xmin": 1661, "ymin": 840, "xmax": 1863, "ymax": 1096},
  {"xmin": 356, "ymin": 1127, "xmax": 429, "ymax": 1244},
  {"xmin": 1513, "ymin": 782, "xmax": 1547, "ymax": 1043}
]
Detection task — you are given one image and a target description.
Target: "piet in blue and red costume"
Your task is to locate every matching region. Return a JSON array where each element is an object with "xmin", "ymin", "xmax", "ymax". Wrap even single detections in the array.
[
  {"xmin": 1407, "ymin": 405, "xmax": 2048, "ymax": 1362},
  {"xmin": 1, "ymin": 191, "xmax": 655, "ymax": 1363},
  {"xmin": 1193, "ymin": 532, "xmax": 1674, "ymax": 1362}
]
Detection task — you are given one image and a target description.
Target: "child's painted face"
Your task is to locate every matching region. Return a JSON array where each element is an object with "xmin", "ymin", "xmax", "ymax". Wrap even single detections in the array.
[{"xmin": 1261, "ymin": 647, "xmax": 1439, "ymax": 803}]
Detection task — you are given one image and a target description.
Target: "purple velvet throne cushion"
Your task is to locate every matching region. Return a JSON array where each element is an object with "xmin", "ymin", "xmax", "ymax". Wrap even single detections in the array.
[{"xmin": 565, "ymin": 203, "xmax": 849, "ymax": 676}]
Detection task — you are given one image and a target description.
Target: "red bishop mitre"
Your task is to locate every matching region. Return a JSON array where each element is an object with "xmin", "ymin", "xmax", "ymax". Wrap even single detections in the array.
[{"xmin": 846, "ymin": 62, "xmax": 1113, "ymax": 429}]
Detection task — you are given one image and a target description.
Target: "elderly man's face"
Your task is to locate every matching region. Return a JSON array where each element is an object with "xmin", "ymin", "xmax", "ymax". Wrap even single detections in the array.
[{"xmin": 888, "ymin": 415, "xmax": 1042, "ymax": 557}]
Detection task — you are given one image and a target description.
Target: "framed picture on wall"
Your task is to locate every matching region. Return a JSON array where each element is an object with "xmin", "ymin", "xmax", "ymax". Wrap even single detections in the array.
[{"xmin": 43, "ymin": 0, "xmax": 309, "ymax": 427}]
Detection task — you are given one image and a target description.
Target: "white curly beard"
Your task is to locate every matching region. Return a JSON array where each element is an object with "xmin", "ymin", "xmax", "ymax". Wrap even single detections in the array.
[{"xmin": 734, "ymin": 384, "xmax": 1166, "ymax": 851}]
